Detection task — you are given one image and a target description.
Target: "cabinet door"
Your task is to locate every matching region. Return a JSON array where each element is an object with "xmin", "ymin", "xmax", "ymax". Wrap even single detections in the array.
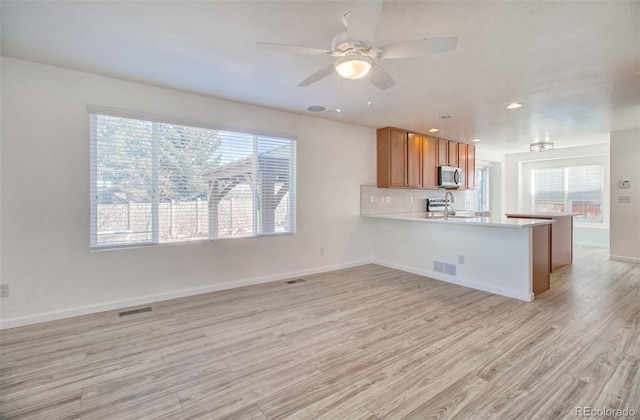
[
  {"xmin": 422, "ymin": 135, "xmax": 438, "ymax": 188},
  {"xmin": 458, "ymin": 143, "xmax": 468, "ymax": 189},
  {"xmin": 438, "ymin": 138, "xmax": 449, "ymax": 166},
  {"xmin": 467, "ymin": 145, "xmax": 476, "ymax": 189},
  {"xmin": 389, "ymin": 129, "xmax": 407, "ymax": 187},
  {"xmin": 448, "ymin": 141, "xmax": 459, "ymax": 167},
  {"xmin": 407, "ymin": 133, "xmax": 422, "ymax": 188}
]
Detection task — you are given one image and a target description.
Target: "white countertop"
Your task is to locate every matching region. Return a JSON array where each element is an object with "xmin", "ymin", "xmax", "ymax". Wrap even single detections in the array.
[{"xmin": 362, "ymin": 212, "xmax": 555, "ymax": 228}]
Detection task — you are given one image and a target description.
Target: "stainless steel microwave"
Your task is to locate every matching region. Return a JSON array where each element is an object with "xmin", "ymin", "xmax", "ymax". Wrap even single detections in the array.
[{"xmin": 438, "ymin": 165, "xmax": 462, "ymax": 188}]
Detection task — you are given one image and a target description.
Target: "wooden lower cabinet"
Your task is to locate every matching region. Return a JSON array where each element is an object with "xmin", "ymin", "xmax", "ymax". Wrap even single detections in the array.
[
  {"xmin": 532, "ymin": 224, "xmax": 551, "ymax": 296},
  {"xmin": 506, "ymin": 214, "xmax": 574, "ymax": 272}
]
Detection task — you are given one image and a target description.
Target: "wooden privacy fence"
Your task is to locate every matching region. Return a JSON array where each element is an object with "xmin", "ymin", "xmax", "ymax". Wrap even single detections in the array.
[{"xmin": 96, "ymin": 195, "xmax": 283, "ymax": 244}]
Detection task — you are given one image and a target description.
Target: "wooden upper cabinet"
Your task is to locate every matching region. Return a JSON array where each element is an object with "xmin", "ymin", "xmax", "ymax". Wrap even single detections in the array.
[
  {"xmin": 458, "ymin": 143, "xmax": 468, "ymax": 188},
  {"xmin": 377, "ymin": 127, "xmax": 475, "ymax": 190},
  {"xmin": 438, "ymin": 138, "xmax": 449, "ymax": 166},
  {"xmin": 406, "ymin": 133, "xmax": 423, "ymax": 188},
  {"xmin": 388, "ymin": 129, "xmax": 407, "ymax": 187},
  {"xmin": 467, "ymin": 145, "xmax": 476, "ymax": 189},
  {"xmin": 377, "ymin": 127, "xmax": 405, "ymax": 188},
  {"xmin": 437, "ymin": 138, "xmax": 459, "ymax": 167},
  {"xmin": 448, "ymin": 141, "xmax": 459, "ymax": 167},
  {"xmin": 422, "ymin": 135, "xmax": 438, "ymax": 189}
]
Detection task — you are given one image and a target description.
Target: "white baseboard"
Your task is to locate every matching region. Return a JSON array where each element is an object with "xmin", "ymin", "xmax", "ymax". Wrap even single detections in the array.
[
  {"xmin": 574, "ymin": 242, "xmax": 609, "ymax": 248},
  {"xmin": 1, "ymin": 256, "xmax": 541, "ymax": 330},
  {"xmin": 0, "ymin": 260, "xmax": 372, "ymax": 330},
  {"xmin": 609, "ymin": 255, "xmax": 640, "ymax": 263},
  {"xmin": 374, "ymin": 259, "xmax": 534, "ymax": 302}
]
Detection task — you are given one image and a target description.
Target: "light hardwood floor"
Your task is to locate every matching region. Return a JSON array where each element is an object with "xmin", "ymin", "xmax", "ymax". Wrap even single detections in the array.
[{"xmin": 1, "ymin": 246, "xmax": 639, "ymax": 419}]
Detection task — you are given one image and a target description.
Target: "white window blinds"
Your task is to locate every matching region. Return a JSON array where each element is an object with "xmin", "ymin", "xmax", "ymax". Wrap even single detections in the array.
[
  {"xmin": 90, "ymin": 112, "xmax": 296, "ymax": 249},
  {"xmin": 532, "ymin": 165, "xmax": 603, "ymax": 222}
]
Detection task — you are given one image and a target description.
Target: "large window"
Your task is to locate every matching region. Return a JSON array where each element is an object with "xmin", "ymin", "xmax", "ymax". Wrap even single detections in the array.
[
  {"xmin": 532, "ymin": 165, "xmax": 603, "ymax": 222},
  {"xmin": 90, "ymin": 111, "xmax": 296, "ymax": 249}
]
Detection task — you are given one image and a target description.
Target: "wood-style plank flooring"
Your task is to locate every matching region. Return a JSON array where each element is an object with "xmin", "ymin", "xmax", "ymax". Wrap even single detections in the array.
[{"xmin": 1, "ymin": 246, "xmax": 639, "ymax": 419}]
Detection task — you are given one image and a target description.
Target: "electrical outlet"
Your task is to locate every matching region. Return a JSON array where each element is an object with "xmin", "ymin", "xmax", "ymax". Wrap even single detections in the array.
[
  {"xmin": 0, "ymin": 284, "xmax": 9, "ymax": 298},
  {"xmin": 320, "ymin": 247, "xmax": 325, "ymax": 256},
  {"xmin": 369, "ymin": 195, "xmax": 374, "ymax": 203},
  {"xmin": 458, "ymin": 255, "xmax": 465, "ymax": 264}
]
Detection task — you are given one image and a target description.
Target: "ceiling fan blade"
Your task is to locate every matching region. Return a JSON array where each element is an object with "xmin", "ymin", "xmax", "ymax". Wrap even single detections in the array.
[
  {"xmin": 379, "ymin": 37, "xmax": 459, "ymax": 59},
  {"xmin": 256, "ymin": 42, "xmax": 330, "ymax": 56},
  {"xmin": 369, "ymin": 63, "xmax": 396, "ymax": 90},
  {"xmin": 347, "ymin": 0, "xmax": 383, "ymax": 45},
  {"xmin": 298, "ymin": 64, "xmax": 335, "ymax": 87}
]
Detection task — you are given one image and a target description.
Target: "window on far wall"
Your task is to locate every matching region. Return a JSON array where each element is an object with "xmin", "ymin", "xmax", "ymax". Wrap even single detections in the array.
[
  {"xmin": 90, "ymin": 111, "xmax": 296, "ymax": 250},
  {"xmin": 532, "ymin": 165, "xmax": 603, "ymax": 222}
]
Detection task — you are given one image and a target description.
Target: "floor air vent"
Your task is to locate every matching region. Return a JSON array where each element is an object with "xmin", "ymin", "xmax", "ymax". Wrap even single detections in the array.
[
  {"xmin": 118, "ymin": 307, "xmax": 152, "ymax": 317},
  {"xmin": 286, "ymin": 279, "xmax": 306, "ymax": 284},
  {"xmin": 434, "ymin": 260, "xmax": 457, "ymax": 276}
]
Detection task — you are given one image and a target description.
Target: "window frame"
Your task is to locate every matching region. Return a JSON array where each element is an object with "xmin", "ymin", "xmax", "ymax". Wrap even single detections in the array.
[
  {"xmin": 518, "ymin": 153, "xmax": 610, "ymax": 229},
  {"xmin": 89, "ymin": 106, "xmax": 297, "ymax": 250}
]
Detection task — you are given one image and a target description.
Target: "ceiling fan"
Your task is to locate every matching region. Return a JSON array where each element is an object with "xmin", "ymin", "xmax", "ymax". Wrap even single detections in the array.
[{"xmin": 257, "ymin": 0, "xmax": 458, "ymax": 90}]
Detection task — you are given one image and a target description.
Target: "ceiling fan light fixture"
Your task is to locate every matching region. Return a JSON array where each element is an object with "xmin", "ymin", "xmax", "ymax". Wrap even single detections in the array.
[
  {"xmin": 530, "ymin": 141, "xmax": 554, "ymax": 152},
  {"xmin": 335, "ymin": 55, "xmax": 372, "ymax": 80}
]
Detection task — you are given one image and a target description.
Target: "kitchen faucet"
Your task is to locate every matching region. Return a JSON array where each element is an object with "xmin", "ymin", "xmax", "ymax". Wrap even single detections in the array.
[{"xmin": 444, "ymin": 191, "xmax": 454, "ymax": 220}]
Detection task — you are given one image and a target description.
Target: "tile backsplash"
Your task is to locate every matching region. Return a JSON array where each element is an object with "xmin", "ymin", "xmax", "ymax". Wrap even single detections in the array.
[{"xmin": 361, "ymin": 185, "xmax": 468, "ymax": 215}]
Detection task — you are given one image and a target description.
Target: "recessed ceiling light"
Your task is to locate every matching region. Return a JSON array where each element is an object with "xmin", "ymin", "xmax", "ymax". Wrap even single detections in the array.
[
  {"xmin": 506, "ymin": 102, "xmax": 523, "ymax": 109},
  {"xmin": 336, "ymin": 108, "xmax": 342, "ymax": 113},
  {"xmin": 307, "ymin": 106, "xmax": 326, "ymax": 112},
  {"xmin": 428, "ymin": 128, "xmax": 439, "ymax": 133},
  {"xmin": 472, "ymin": 138, "xmax": 481, "ymax": 142}
]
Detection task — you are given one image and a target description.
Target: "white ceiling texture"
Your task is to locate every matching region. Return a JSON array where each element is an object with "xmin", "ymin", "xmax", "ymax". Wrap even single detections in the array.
[{"xmin": 2, "ymin": 1, "xmax": 639, "ymax": 154}]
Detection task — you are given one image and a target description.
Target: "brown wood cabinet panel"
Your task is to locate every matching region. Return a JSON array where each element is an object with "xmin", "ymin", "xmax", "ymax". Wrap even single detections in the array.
[
  {"xmin": 467, "ymin": 145, "xmax": 476, "ymax": 189},
  {"xmin": 377, "ymin": 127, "xmax": 476, "ymax": 191},
  {"xmin": 377, "ymin": 127, "xmax": 408, "ymax": 188},
  {"xmin": 422, "ymin": 135, "xmax": 438, "ymax": 189},
  {"xmin": 407, "ymin": 133, "xmax": 422, "ymax": 188},
  {"xmin": 438, "ymin": 138, "xmax": 448, "ymax": 166},
  {"xmin": 448, "ymin": 141, "xmax": 459, "ymax": 167},
  {"xmin": 458, "ymin": 143, "xmax": 468, "ymax": 189},
  {"xmin": 389, "ymin": 129, "xmax": 407, "ymax": 187},
  {"xmin": 532, "ymin": 224, "xmax": 551, "ymax": 296}
]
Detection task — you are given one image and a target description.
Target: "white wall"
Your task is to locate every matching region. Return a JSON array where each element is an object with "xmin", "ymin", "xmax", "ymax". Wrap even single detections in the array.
[
  {"xmin": 504, "ymin": 143, "xmax": 610, "ymax": 247},
  {"xmin": 367, "ymin": 218, "xmax": 532, "ymax": 301},
  {"xmin": 0, "ymin": 58, "xmax": 376, "ymax": 326},
  {"xmin": 610, "ymin": 129, "xmax": 640, "ymax": 262}
]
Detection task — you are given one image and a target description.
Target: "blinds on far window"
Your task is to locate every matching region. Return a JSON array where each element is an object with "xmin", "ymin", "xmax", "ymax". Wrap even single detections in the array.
[
  {"xmin": 567, "ymin": 165, "xmax": 602, "ymax": 202},
  {"xmin": 532, "ymin": 164, "xmax": 604, "ymax": 221},
  {"xmin": 90, "ymin": 111, "xmax": 296, "ymax": 249},
  {"xmin": 533, "ymin": 168, "xmax": 564, "ymax": 202}
]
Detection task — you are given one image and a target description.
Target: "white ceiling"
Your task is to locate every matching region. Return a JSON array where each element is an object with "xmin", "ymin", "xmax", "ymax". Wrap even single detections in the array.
[{"xmin": 2, "ymin": 1, "xmax": 639, "ymax": 154}]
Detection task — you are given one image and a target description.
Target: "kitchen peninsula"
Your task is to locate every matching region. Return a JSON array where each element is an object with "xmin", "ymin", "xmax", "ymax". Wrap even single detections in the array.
[
  {"xmin": 362, "ymin": 210, "xmax": 555, "ymax": 302},
  {"xmin": 506, "ymin": 213, "xmax": 577, "ymax": 272}
]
